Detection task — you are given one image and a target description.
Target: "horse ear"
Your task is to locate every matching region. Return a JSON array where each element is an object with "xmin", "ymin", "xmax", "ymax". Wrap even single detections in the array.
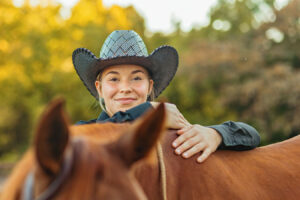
[
  {"xmin": 34, "ymin": 98, "xmax": 70, "ymax": 176},
  {"xmin": 117, "ymin": 103, "xmax": 166, "ymax": 167}
]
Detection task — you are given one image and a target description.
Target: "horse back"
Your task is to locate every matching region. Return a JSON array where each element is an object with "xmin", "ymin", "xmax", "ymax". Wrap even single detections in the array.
[{"xmin": 160, "ymin": 132, "xmax": 300, "ymax": 200}]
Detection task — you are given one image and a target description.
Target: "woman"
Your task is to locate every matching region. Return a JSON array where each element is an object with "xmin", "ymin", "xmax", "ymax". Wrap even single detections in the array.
[{"xmin": 72, "ymin": 30, "xmax": 260, "ymax": 163}]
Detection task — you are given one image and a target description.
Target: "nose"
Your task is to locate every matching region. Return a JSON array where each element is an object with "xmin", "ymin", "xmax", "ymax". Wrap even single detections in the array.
[{"xmin": 119, "ymin": 80, "xmax": 133, "ymax": 94}]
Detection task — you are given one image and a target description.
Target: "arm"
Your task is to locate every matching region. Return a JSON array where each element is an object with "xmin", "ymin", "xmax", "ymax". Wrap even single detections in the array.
[
  {"xmin": 173, "ymin": 121, "xmax": 260, "ymax": 163},
  {"xmin": 209, "ymin": 121, "xmax": 260, "ymax": 150},
  {"xmin": 150, "ymin": 102, "xmax": 260, "ymax": 163},
  {"xmin": 150, "ymin": 102, "xmax": 222, "ymax": 162}
]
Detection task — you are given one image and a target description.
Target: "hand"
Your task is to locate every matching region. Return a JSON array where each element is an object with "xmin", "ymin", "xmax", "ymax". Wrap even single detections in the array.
[
  {"xmin": 150, "ymin": 102, "xmax": 191, "ymax": 129},
  {"xmin": 172, "ymin": 124, "xmax": 222, "ymax": 163}
]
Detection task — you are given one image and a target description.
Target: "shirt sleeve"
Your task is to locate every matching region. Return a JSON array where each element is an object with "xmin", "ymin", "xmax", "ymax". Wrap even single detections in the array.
[
  {"xmin": 208, "ymin": 121, "xmax": 260, "ymax": 150},
  {"xmin": 75, "ymin": 119, "xmax": 97, "ymax": 125}
]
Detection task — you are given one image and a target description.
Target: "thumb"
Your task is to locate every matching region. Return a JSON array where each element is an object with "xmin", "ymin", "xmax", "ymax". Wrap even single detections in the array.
[
  {"xmin": 167, "ymin": 122, "xmax": 184, "ymax": 130},
  {"xmin": 177, "ymin": 125, "xmax": 192, "ymax": 135}
]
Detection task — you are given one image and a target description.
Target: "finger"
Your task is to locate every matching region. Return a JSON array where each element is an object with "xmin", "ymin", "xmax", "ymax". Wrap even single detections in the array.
[
  {"xmin": 197, "ymin": 148, "xmax": 212, "ymax": 163},
  {"xmin": 175, "ymin": 121, "xmax": 186, "ymax": 130},
  {"xmin": 167, "ymin": 122, "xmax": 184, "ymax": 130},
  {"xmin": 175, "ymin": 136, "xmax": 200, "ymax": 155},
  {"xmin": 182, "ymin": 142, "xmax": 206, "ymax": 158},
  {"xmin": 172, "ymin": 128, "xmax": 196, "ymax": 148},
  {"xmin": 177, "ymin": 125, "xmax": 192, "ymax": 135}
]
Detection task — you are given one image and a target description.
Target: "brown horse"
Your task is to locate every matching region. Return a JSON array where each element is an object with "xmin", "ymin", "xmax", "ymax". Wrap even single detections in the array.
[{"xmin": 2, "ymin": 99, "xmax": 300, "ymax": 200}]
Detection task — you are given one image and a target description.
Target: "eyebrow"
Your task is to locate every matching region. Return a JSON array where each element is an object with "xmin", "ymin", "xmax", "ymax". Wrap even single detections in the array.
[
  {"xmin": 104, "ymin": 71, "xmax": 119, "ymax": 77},
  {"xmin": 132, "ymin": 70, "xmax": 145, "ymax": 74},
  {"xmin": 104, "ymin": 70, "xmax": 145, "ymax": 76}
]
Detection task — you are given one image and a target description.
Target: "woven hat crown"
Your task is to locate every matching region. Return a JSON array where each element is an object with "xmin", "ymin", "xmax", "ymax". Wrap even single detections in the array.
[{"xmin": 99, "ymin": 30, "xmax": 148, "ymax": 59}]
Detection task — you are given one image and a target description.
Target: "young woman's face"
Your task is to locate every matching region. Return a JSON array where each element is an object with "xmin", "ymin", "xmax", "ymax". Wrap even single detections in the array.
[{"xmin": 95, "ymin": 64, "xmax": 153, "ymax": 117}]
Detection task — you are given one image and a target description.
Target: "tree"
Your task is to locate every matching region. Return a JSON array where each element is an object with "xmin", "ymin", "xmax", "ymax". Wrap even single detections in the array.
[{"xmin": 0, "ymin": 0, "xmax": 146, "ymax": 159}]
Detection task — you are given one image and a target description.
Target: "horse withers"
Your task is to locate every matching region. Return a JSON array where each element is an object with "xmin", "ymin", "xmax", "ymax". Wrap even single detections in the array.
[{"xmin": 2, "ymin": 99, "xmax": 300, "ymax": 200}]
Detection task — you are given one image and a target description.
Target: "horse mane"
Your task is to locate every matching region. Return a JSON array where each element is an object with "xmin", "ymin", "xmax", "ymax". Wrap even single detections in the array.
[{"xmin": 70, "ymin": 122, "xmax": 130, "ymax": 143}]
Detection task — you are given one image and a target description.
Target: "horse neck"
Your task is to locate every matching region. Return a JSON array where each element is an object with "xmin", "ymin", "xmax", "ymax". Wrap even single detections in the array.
[
  {"xmin": 133, "ymin": 146, "xmax": 164, "ymax": 200},
  {"xmin": 133, "ymin": 130, "xmax": 181, "ymax": 200},
  {"xmin": 1, "ymin": 151, "xmax": 34, "ymax": 200}
]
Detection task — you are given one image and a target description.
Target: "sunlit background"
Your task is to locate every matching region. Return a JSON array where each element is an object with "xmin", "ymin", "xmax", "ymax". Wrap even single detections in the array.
[
  {"xmin": 0, "ymin": 0, "xmax": 299, "ymax": 181},
  {"xmin": 57, "ymin": 0, "xmax": 218, "ymax": 33}
]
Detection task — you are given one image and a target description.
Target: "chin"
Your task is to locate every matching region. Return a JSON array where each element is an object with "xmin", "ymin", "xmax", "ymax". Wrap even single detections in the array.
[{"xmin": 120, "ymin": 103, "xmax": 139, "ymax": 111}]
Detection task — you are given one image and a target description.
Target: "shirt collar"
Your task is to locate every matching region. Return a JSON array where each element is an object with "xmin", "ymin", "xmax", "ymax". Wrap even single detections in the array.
[
  {"xmin": 96, "ymin": 102, "xmax": 152, "ymax": 122},
  {"xmin": 97, "ymin": 111, "xmax": 110, "ymax": 121}
]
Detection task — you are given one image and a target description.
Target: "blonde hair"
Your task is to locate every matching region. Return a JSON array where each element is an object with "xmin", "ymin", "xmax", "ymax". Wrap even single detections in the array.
[
  {"xmin": 95, "ymin": 71, "xmax": 154, "ymax": 113},
  {"xmin": 96, "ymin": 72, "xmax": 107, "ymax": 112},
  {"xmin": 99, "ymin": 97, "xmax": 107, "ymax": 113},
  {"xmin": 148, "ymin": 89, "xmax": 155, "ymax": 101}
]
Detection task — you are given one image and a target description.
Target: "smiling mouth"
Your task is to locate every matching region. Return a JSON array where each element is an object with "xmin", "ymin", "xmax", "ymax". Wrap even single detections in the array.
[{"xmin": 115, "ymin": 98, "xmax": 137, "ymax": 104}]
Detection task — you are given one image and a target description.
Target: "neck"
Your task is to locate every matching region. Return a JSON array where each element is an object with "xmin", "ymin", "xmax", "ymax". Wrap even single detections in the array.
[
  {"xmin": 133, "ymin": 152, "xmax": 164, "ymax": 200},
  {"xmin": 133, "ymin": 130, "xmax": 179, "ymax": 200}
]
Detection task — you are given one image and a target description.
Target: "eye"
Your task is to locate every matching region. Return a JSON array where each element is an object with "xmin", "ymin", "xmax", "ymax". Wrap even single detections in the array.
[
  {"xmin": 133, "ymin": 76, "xmax": 142, "ymax": 81},
  {"xmin": 109, "ymin": 77, "xmax": 119, "ymax": 82}
]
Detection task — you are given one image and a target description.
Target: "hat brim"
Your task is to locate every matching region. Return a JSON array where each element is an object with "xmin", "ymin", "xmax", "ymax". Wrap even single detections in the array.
[{"xmin": 72, "ymin": 46, "xmax": 178, "ymax": 99}]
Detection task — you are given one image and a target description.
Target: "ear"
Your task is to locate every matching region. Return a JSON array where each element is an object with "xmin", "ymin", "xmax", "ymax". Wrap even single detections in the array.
[
  {"xmin": 148, "ymin": 79, "xmax": 154, "ymax": 96},
  {"xmin": 34, "ymin": 98, "xmax": 70, "ymax": 176},
  {"xmin": 117, "ymin": 103, "xmax": 166, "ymax": 167},
  {"xmin": 95, "ymin": 80, "xmax": 102, "ymax": 98}
]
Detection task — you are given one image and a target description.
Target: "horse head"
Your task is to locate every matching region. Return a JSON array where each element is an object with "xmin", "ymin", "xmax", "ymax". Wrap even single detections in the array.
[{"xmin": 2, "ymin": 99, "xmax": 166, "ymax": 200}]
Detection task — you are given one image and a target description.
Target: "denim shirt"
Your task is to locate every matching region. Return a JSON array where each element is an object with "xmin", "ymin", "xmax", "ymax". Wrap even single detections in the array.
[{"xmin": 76, "ymin": 102, "xmax": 260, "ymax": 150}]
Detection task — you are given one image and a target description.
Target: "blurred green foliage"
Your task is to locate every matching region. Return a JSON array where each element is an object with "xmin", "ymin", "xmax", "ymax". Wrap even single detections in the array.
[{"xmin": 0, "ymin": 0, "xmax": 299, "ymax": 161}]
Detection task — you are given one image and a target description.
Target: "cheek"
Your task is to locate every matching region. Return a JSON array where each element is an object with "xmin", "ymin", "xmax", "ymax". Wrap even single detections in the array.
[
  {"xmin": 101, "ymin": 83, "xmax": 118, "ymax": 97},
  {"xmin": 134, "ymin": 82, "xmax": 150, "ymax": 96}
]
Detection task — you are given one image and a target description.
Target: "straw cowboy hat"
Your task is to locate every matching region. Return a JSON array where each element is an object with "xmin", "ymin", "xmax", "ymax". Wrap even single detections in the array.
[{"xmin": 72, "ymin": 30, "xmax": 178, "ymax": 99}]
